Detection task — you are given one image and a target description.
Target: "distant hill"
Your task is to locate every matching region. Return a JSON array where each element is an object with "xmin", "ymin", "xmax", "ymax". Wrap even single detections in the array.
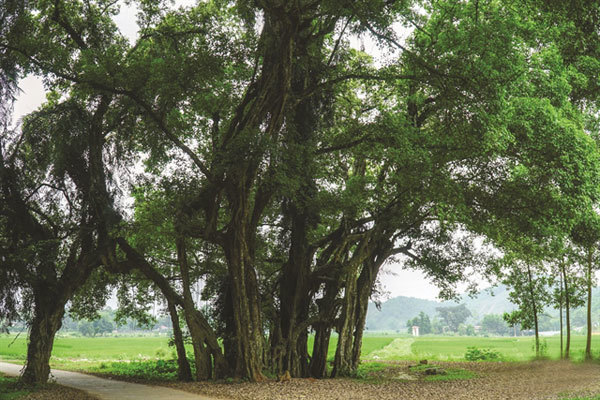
[
  {"xmin": 461, "ymin": 285, "xmax": 516, "ymax": 320},
  {"xmin": 366, "ymin": 285, "xmax": 516, "ymax": 332},
  {"xmin": 365, "ymin": 296, "xmax": 443, "ymax": 331},
  {"xmin": 365, "ymin": 285, "xmax": 600, "ymax": 332}
]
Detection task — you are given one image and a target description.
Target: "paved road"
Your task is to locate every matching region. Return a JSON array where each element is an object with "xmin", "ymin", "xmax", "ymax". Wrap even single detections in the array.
[{"xmin": 0, "ymin": 362, "xmax": 221, "ymax": 400}]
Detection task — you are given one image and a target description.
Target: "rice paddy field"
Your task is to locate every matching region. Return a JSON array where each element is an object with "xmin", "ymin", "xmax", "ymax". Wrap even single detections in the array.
[{"xmin": 3, "ymin": 333, "xmax": 600, "ymax": 367}]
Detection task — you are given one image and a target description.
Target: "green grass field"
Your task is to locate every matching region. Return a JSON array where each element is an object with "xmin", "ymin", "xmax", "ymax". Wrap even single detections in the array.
[
  {"xmin": 2, "ymin": 333, "xmax": 600, "ymax": 370},
  {"xmin": 0, "ymin": 335, "xmax": 173, "ymax": 365}
]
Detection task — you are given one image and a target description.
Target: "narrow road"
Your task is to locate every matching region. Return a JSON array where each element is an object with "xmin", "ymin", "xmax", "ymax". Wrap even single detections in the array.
[{"xmin": 0, "ymin": 362, "xmax": 222, "ymax": 400}]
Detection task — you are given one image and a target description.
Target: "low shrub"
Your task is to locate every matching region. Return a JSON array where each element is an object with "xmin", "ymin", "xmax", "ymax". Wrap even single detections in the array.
[
  {"xmin": 464, "ymin": 346, "xmax": 501, "ymax": 361},
  {"xmin": 91, "ymin": 359, "xmax": 182, "ymax": 381}
]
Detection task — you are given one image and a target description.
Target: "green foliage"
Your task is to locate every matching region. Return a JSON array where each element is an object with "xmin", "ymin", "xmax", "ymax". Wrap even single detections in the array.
[
  {"xmin": 406, "ymin": 311, "xmax": 432, "ymax": 334},
  {"xmin": 464, "ymin": 347, "xmax": 502, "ymax": 361},
  {"xmin": 533, "ymin": 339, "xmax": 549, "ymax": 359},
  {"xmin": 77, "ymin": 316, "xmax": 114, "ymax": 337},
  {"xmin": 481, "ymin": 314, "xmax": 511, "ymax": 336},
  {"xmin": 435, "ymin": 304, "xmax": 472, "ymax": 332},
  {"xmin": 89, "ymin": 359, "xmax": 184, "ymax": 381},
  {"xmin": 5, "ymin": 0, "xmax": 600, "ymax": 382}
]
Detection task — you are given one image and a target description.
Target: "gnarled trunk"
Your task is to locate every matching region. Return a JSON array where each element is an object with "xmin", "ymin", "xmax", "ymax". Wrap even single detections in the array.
[
  {"xmin": 22, "ymin": 295, "xmax": 66, "ymax": 384},
  {"xmin": 276, "ymin": 207, "xmax": 313, "ymax": 377},
  {"xmin": 332, "ymin": 236, "xmax": 382, "ymax": 377},
  {"xmin": 332, "ymin": 272, "xmax": 359, "ymax": 377},
  {"xmin": 309, "ymin": 282, "xmax": 340, "ymax": 378},
  {"xmin": 310, "ymin": 324, "xmax": 332, "ymax": 378},
  {"xmin": 223, "ymin": 224, "xmax": 265, "ymax": 381}
]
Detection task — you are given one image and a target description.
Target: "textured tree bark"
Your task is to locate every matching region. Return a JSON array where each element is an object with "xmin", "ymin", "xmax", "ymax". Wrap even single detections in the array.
[
  {"xmin": 223, "ymin": 224, "xmax": 265, "ymax": 381},
  {"xmin": 310, "ymin": 324, "xmax": 332, "ymax": 378},
  {"xmin": 309, "ymin": 281, "xmax": 340, "ymax": 378},
  {"xmin": 21, "ymin": 297, "xmax": 66, "ymax": 384},
  {"xmin": 351, "ymin": 254, "xmax": 384, "ymax": 370},
  {"xmin": 166, "ymin": 301, "xmax": 192, "ymax": 381},
  {"xmin": 331, "ymin": 235, "xmax": 378, "ymax": 377},
  {"xmin": 332, "ymin": 273, "xmax": 359, "ymax": 377},
  {"xmin": 276, "ymin": 206, "xmax": 313, "ymax": 377},
  {"xmin": 273, "ymin": 57, "xmax": 322, "ymax": 378}
]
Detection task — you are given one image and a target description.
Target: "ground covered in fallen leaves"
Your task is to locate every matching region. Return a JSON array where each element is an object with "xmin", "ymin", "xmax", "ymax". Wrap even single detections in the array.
[
  {"xmin": 18, "ymin": 384, "xmax": 98, "ymax": 400},
  {"xmin": 160, "ymin": 360, "xmax": 600, "ymax": 400},
  {"xmin": 0, "ymin": 372, "xmax": 97, "ymax": 400}
]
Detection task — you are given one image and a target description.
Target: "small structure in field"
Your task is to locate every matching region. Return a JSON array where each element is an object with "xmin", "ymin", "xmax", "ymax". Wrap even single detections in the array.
[{"xmin": 412, "ymin": 326, "xmax": 420, "ymax": 337}]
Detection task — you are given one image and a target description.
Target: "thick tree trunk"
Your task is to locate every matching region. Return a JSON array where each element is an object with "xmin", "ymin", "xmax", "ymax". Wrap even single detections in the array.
[
  {"xmin": 219, "ymin": 278, "xmax": 239, "ymax": 372},
  {"xmin": 586, "ymin": 247, "xmax": 593, "ymax": 360},
  {"xmin": 309, "ymin": 282, "xmax": 340, "ymax": 378},
  {"xmin": 332, "ymin": 236, "xmax": 388, "ymax": 377},
  {"xmin": 166, "ymin": 301, "xmax": 192, "ymax": 381},
  {"xmin": 276, "ymin": 207, "xmax": 313, "ymax": 377},
  {"xmin": 21, "ymin": 297, "xmax": 66, "ymax": 384},
  {"xmin": 350, "ymin": 245, "xmax": 389, "ymax": 370},
  {"xmin": 351, "ymin": 293, "xmax": 369, "ymax": 371},
  {"xmin": 332, "ymin": 272, "xmax": 359, "ymax": 377},
  {"xmin": 310, "ymin": 324, "xmax": 332, "ymax": 378},
  {"xmin": 223, "ymin": 226, "xmax": 265, "ymax": 381}
]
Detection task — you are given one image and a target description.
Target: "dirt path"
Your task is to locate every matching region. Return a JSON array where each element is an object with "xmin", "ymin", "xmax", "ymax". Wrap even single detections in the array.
[
  {"xmin": 0, "ymin": 362, "xmax": 222, "ymax": 400},
  {"xmin": 159, "ymin": 360, "xmax": 600, "ymax": 400}
]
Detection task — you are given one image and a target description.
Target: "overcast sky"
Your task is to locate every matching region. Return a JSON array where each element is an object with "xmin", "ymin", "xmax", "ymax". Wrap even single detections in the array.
[{"xmin": 9, "ymin": 1, "xmax": 452, "ymax": 302}]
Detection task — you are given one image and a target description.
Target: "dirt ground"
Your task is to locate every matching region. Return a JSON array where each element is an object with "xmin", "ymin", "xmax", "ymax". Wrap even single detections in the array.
[
  {"xmin": 5, "ymin": 360, "xmax": 600, "ymax": 400},
  {"xmin": 14, "ymin": 383, "xmax": 98, "ymax": 400},
  {"xmin": 160, "ymin": 360, "xmax": 600, "ymax": 400}
]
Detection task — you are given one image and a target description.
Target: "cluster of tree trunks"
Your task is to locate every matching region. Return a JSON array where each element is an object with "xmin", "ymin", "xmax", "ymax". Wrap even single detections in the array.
[{"xmin": 5, "ymin": 0, "xmax": 600, "ymax": 386}]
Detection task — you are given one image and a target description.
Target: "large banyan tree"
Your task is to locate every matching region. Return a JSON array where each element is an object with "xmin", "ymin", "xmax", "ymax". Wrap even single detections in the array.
[{"xmin": 2, "ymin": 0, "xmax": 600, "ymax": 383}]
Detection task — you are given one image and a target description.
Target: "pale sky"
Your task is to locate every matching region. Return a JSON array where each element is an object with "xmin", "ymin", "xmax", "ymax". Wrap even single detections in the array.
[{"xmin": 9, "ymin": 1, "xmax": 445, "ymax": 302}]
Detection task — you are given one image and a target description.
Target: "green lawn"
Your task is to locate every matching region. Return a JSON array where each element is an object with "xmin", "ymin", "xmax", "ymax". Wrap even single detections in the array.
[
  {"xmin": 362, "ymin": 335, "xmax": 600, "ymax": 362},
  {"xmin": 0, "ymin": 335, "xmax": 173, "ymax": 367},
  {"xmin": 3, "ymin": 333, "xmax": 600, "ymax": 371}
]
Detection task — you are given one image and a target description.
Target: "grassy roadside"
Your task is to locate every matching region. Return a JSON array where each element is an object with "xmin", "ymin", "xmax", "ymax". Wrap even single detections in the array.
[
  {"xmin": 0, "ymin": 374, "xmax": 32, "ymax": 400},
  {"xmin": 3, "ymin": 334, "xmax": 600, "ymax": 389}
]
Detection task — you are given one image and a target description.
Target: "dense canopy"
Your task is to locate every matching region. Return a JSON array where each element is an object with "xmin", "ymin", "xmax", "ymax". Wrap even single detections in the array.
[{"xmin": 2, "ymin": 0, "xmax": 600, "ymax": 384}]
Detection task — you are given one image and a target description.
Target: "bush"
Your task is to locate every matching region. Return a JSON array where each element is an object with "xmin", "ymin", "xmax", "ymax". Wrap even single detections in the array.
[
  {"xmin": 155, "ymin": 348, "xmax": 167, "ymax": 359},
  {"xmin": 465, "ymin": 346, "xmax": 501, "ymax": 361},
  {"xmin": 91, "ymin": 360, "xmax": 181, "ymax": 381}
]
